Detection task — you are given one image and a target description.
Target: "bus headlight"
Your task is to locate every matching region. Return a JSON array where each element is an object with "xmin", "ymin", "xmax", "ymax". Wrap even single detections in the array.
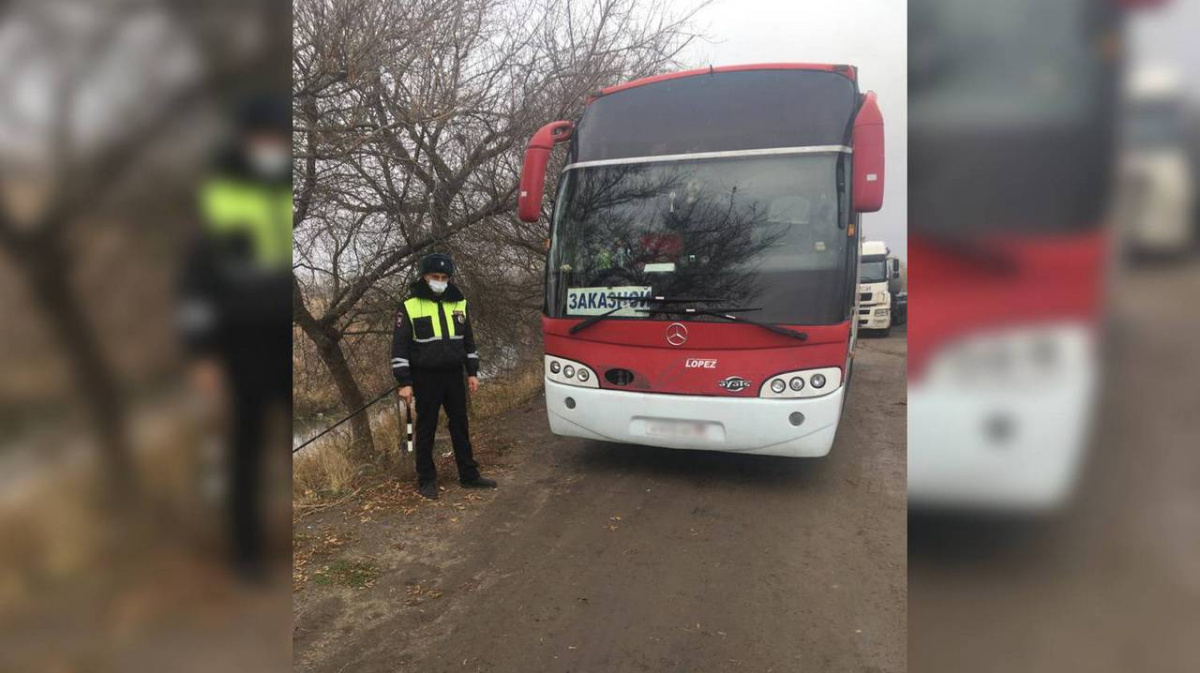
[
  {"xmin": 923, "ymin": 324, "xmax": 1093, "ymax": 390},
  {"xmin": 544, "ymin": 356, "xmax": 600, "ymax": 389},
  {"xmin": 760, "ymin": 367, "xmax": 842, "ymax": 399}
]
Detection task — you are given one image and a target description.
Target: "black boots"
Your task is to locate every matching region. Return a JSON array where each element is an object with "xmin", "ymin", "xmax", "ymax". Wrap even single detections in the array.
[
  {"xmin": 460, "ymin": 475, "xmax": 497, "ymax": 489},
  {"xmin": 418, "ymin": 475, "xmax": 495, "ymax": 498}
]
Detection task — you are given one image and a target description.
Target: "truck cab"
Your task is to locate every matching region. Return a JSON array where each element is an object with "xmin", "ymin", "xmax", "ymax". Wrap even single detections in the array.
[
  {"xmin": 858, "ymin": 240, "xmax": 895, "ymax": 335},
  {"xmin": 1118, "ymin": 66, "xmax": 1196, "ymax": 256}
]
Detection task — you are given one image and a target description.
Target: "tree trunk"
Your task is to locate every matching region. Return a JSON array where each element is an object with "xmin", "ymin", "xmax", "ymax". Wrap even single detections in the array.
[
  {"xmin": 307, "ymin": 323, "xmax": 377, "ymax": 463},
  {"xmin": 23, "ymin": 245, "xmax": 135, "ymax": 501},
  {"xmin": 293, "ymin": 276, "xmax": 379, "ymax": 463}
]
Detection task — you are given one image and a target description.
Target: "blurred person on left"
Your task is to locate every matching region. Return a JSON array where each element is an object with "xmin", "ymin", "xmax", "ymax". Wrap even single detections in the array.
[{"xmin": 179, "ymin": 94, "xmax": 292, "ymax": 583}]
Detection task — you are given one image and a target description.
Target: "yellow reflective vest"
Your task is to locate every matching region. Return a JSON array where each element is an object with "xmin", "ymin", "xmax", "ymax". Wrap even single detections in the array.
[
  {"xmin": 200, "ymin": 178, "xmax": 292, "ymax": 270},
  {"xmin": 391, "ymin": 283, "xmax": 480, "ymax": 384},
  {"xmin": 404, "ymin": 296, "xmax": 469, "ymax": 342}
]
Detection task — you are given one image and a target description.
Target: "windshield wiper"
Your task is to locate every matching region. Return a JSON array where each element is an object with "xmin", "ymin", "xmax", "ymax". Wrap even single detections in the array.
[
  {"xmin": 567, "ymin": 296, "xmax": 726, "ymax": 335},
  {"xmin": 638, "ymin": 306, "xmax": 809, "ymax": 341}
]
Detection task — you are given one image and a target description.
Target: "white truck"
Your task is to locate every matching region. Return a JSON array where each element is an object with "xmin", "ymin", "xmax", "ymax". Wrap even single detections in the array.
[
  {"xmin": 1118, "ymin": 66, "xmax": 1196, "ymax": 257},
  {"xmin": 858, "ymin": 240, "xmax": 895, "ymax": 336}
]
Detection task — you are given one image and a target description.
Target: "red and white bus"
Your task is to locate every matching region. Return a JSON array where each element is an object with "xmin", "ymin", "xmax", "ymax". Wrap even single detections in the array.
[
  {"xmin": 517, "ymin": 64, "xmax": 885, "ymax": 457},
  {"xmin": 907, "ymin": 0, "xmax": 1165, "ymax": 510}
]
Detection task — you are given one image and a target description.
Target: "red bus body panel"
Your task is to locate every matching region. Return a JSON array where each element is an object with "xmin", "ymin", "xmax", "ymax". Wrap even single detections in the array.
[
  {"xmin": 907, "ymin": 230, "xmax": 1109, "ymax": 378},
  {"xmin": 544, "ymin": 317, "xmax": 851, "ymax": 398}
]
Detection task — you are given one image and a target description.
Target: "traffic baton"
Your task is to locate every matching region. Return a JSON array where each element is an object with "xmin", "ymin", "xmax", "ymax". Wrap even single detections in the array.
[{"xmin": 404, "ymin": 397, "xmax": 415, "ymax": 453}]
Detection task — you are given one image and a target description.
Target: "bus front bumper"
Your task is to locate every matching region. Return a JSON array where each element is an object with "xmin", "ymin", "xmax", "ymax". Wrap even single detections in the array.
[{"xmin": 544, "ymin": 379, "xmax": 845, "ymax": 457}]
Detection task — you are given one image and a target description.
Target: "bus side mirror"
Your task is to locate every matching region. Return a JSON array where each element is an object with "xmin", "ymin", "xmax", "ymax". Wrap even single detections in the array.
[
  {"xmin": 852, "ymin": 91, "xmax": 885, "ymax": 214},
  {"xmin": 518, "ymin": 120, "xmax": 574, "ymax": 223}
]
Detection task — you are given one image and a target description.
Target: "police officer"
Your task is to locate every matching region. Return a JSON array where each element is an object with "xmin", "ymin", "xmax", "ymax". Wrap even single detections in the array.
[
  {"xmin": 392, "ymin": 254, "xmax": 497, "ymax": 499},
  {"xmin": 180, "ymin": 94, "xmax": 292, "ymax": 581}
]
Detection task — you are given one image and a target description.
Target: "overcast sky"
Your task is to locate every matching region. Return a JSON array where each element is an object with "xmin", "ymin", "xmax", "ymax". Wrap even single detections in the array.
[{"xmin": 681, "ymin": 0, "xmax": 908, "ymax": 259}]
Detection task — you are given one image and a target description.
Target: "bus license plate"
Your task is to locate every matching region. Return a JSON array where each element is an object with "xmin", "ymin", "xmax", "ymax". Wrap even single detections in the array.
[{"xmin": 645, "ymin": 420, "xmax": 709, "ymax": 439}]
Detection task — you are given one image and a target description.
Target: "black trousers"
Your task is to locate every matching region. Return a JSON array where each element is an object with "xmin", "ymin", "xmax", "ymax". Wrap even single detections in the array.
[
  {"xmin": 223, "ymin": 335, "xmax": 290, "ymax": 573},
  {"xmin": 411, "ymin": 367, "xmax": 479, "ymax": 485}
]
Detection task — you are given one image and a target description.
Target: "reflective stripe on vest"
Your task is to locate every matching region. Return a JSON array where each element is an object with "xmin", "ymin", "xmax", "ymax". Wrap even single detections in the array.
[
  {"xmin": 201, "ymin": 178, "xmax": 293, "ymax": 269},
  {"xmin": 404, "ymin": 296, "xmax": 468, "ymax": 342}
]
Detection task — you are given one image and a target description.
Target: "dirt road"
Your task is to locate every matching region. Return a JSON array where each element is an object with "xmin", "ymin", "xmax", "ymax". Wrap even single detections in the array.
[{"xmin": 295, "ymin": 332, "xmax": 907, "ymax": 673}]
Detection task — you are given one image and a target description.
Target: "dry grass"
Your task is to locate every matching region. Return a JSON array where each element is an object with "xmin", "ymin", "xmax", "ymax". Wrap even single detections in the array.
[
  {"xmin": 471, "ymin": 361, "xmax": 543, "ymax": 418},
  {"xmin": 291, "ymin": 383, "xmax": 342, "ymax": 420},
  {"xmin": 293, "ymin": 440, "xmax": 358, "ymax": 501},
  {"xmin": 292, "ymin": 360, "xmax": 543, "ymax": 505}
]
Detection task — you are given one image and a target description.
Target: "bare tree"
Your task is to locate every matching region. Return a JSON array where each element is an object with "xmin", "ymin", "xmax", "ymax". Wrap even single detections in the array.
[{"xmin": 292, "ymin": 0, "xmax": 704, "ymax": 459}]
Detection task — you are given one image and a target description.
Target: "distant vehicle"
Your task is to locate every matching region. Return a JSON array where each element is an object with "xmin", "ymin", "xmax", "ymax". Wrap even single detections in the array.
[
  {"xmin": 858, "ymin": 240, "xmax": 896, "ymax": 336},
  {"xmin": 893, "ymin": 292, "xmax": 907, "ymax": 326},
  {"xmin": 518, "ymin": 64, "xmax": 886, "ymax": 458},
  {"xmin": 1118, "ymin": 66, "xmax": 1195, "ymax": 256}
]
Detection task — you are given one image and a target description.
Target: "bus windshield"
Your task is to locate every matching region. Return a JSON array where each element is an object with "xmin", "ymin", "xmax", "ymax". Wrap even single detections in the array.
[
  {"xmin": 546, "ymin": 153, "xmax": 852, "ymax": 326},
  {"xmin": 909, "ymin": 0, "xmax": 1119, "ymax": 236}
]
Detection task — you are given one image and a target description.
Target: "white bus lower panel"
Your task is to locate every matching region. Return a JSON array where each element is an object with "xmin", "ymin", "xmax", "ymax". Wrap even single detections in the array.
[
  {"xmin": 544, "ymin": 379, "xmax": 845, "ymax": 457},
  {"xmin": 907, "ymin": 374, "xmax": 1095, "ymax": 513}
]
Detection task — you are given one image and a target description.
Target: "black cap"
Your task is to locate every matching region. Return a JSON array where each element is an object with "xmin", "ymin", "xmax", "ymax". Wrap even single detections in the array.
[
  {"xmin": 237, "ymin": 93, "xmax": 290, "ymax": 135},
  {"xmin": 419, "ymin": 253, "xmax": 455, "ymax": 277}
]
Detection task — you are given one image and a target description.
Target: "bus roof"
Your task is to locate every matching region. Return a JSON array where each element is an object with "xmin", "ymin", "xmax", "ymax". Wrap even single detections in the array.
[
  {"xmin": 590, "ymin": 63, "xmax": 857, "ymax": 102},
  {"xmin": 572, "ymin": 66, "xmax": 860, "ymax": 164}
]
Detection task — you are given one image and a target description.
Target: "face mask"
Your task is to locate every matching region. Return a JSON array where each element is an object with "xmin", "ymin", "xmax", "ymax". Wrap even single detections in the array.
[
  {"xmin": 248, "ymin": 146, "xmax": 291, "ymax": 179},
  {"xmin": 427, "ymin": 279, "xmax": 449, "ymax": 295}
]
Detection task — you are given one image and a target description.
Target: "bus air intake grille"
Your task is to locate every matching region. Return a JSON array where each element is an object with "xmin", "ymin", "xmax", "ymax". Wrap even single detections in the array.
[{"xmin": 606, "ymin": 368, "xmax": 635, "ymax": 387}]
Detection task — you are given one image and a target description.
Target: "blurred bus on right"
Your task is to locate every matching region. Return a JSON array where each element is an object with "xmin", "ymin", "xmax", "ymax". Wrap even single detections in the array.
[{"xmin": 908, "ymin": 0, "xmax": 1167, "ymax": 512}]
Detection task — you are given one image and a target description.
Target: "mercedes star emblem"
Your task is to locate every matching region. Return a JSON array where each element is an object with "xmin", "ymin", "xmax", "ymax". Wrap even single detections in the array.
[{"xmin": 666, "ymin": 322, "xmax": 688, "ymax": 346}]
